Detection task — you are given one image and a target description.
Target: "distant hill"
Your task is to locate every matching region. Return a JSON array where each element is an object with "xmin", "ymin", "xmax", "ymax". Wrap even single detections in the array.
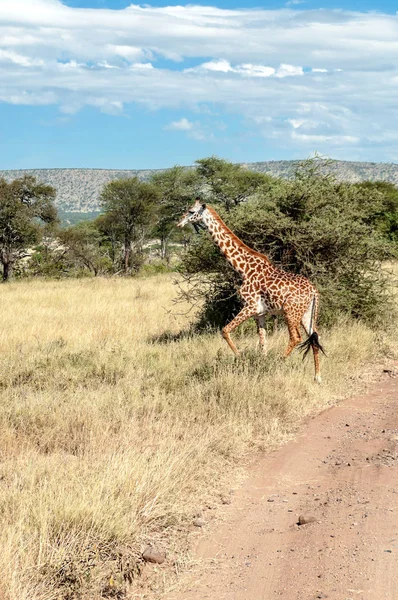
[
  {"xmin": 0, "ymin": 167, "xmax": 164, "ymax": 213},
  {"xmin": 1, "ymin": 160, "xmax": 398, "ymax": 215}
]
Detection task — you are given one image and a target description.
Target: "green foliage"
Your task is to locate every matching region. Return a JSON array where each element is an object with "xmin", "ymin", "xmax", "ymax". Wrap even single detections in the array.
[
  {"xmin": 180, "ymin": 158, "xmax": 396, "ymax": 329},
  {"xmin": 28, "ymin": 241, "xmax": 68, "ymax": 279},
  {"xmin": 352, "ymin": 181, "xmax": 398, "ymax": 242},
  {"xmin": 195, "ymin": 156, "xmax": 275, "ymax": 211},
  {"xmin": 138, "ymin": 262, "xmax": 176, "ymax": 277},
  {"xmin": 0, "ymin": 175, "xmax": 58, "ymax": 281},
  {"xmin": 58, "ymin": 211, "xmax": 102, "ymax": 227},
  {"xmin": 150, "ymin": 166, "xmax": 200, "ymax": 261},
  {"xmin": 100, "ymin": 177, "xmax": 160, "ymax": 273},
  {"xmin": 58, "ymin": 221, "xmax": 112, "ymax": 276},
  {"xmin": 26, "ymin": 221, "xmax": 114, "ymax": 279}
]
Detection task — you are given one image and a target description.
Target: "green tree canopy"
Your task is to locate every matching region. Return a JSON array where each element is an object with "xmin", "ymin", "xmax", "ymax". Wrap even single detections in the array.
[
  {"xmin": 0, "ymin": 175, "xmax": 57, "ymax": 281},
  {"xmin": 195, "ymin": 156, "xmax": 275, "ymax": 211},
  {"xmin": 150, "ymin": 166, "xmax": 200, "ymax": 260},
  {"xmin": 100, "ymin": 177, "xmax": 160, "ymax": 273}
]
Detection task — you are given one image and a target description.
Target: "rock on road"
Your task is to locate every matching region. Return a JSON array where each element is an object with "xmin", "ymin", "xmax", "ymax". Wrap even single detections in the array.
[{"xmin": 167, "ymin": 368, "xmax": 398, "ymax": 600}]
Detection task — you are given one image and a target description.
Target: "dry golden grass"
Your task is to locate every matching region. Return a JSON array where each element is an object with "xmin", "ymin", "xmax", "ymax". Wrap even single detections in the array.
[{"xmin": 0, "ymin": 275, "xmax": 395, "ymax": 599}]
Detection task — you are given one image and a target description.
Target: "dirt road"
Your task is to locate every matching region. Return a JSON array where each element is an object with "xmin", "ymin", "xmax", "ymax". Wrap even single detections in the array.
[{"xmin": 167, "ymin": 368, "xmax": 398, "ymax": 600}]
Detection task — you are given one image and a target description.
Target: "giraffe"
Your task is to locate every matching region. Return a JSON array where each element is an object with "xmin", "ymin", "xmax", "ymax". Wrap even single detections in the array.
[{"xmin": 177, "ymin": 199, "xmax": 325, "ymax": 383}]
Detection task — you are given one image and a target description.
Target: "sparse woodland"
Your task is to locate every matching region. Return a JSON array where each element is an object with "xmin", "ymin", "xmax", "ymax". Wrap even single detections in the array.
[
  {"xmin": 2, "ymin": 156, "xmax": 397, "ymax": 328},
  {"xmin": 0, "ymin": 157, "xmax": 398, "ymax": 599}
]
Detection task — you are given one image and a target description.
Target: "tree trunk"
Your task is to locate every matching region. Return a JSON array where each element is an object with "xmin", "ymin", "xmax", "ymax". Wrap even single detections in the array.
[
  {"xmin": 160, "ymin": 235, "xmax": 169, "ymax": 262},
  {"xmin": 124, "ymin": 239, "xmax": 130, "ymax": 273},
  {"xmin": 2, "ymin": 260, "xmax": 10, "ymax": 282}
]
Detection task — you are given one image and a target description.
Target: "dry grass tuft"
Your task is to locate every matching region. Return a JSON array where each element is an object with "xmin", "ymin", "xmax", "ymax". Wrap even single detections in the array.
[{"xmin": 0, "ymin": 275, "xmax": 395, "ymax": 599}]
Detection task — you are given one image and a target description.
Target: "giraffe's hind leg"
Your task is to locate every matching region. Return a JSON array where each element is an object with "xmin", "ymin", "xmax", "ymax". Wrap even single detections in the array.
[
  {"xmin": 301, "ymin": 296, "xmax": 322, "ymax": 384},
  {"xmin": 312, "ymin": 346, "xmax": 322, "ymax": 384},
  {"xmin": 283, "ymin": 312, "xmax": 302, "ymax": 358},
  {"xmin": 295, "ymin": 326, "xmax": 303, "ymax": 343}
]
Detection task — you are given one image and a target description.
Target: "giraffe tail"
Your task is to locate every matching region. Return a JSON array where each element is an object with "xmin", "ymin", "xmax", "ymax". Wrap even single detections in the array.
[{"xmin": 298, "ymin": 332, "xmax": 326, "ymax": 359}]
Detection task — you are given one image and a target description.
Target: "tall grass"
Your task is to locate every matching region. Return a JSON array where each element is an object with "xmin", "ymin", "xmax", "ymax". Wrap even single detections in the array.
[{"xmin": 0, "ymin": 275, "xmax": 394, "ymax": 599}]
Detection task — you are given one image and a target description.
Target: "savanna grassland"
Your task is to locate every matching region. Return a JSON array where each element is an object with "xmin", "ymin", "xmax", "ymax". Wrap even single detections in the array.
[{"xmin": 0, "ymin": 274, "xmax": 396, "ymax": 600}]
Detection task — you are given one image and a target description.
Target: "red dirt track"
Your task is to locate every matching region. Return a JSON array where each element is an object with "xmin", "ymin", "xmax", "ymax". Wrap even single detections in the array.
[{"xmin": 167, "ymin": 368, "xmax": 398, "ymax": 600}]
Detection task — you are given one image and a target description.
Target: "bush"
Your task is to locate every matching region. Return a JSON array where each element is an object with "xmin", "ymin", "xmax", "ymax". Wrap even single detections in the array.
[
  {"xmin": 139, "ymin": 262, "xmax": 176, "ymax": 277},
  {"xmin": 178, "ymin": 159, "xmax": 396, "ymax": 330}
]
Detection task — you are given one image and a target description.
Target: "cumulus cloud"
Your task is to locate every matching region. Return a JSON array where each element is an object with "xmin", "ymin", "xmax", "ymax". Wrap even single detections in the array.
[
  {"xmin": 165, "ymin": 117, "xmax": 213, "ymax": 141},
  {"xmin": 1, "ymin": 0, "xmax": 398, "ymax": 157},
  {"xmin": 166, "ymin": 118, "xmax": 194, "ymax": 131},
  {"xmin": 197, "ymin": 59, "xmax": 233, "ymax": 73}
]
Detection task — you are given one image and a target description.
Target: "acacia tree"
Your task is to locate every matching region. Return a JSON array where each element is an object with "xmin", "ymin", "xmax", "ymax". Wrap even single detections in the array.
[
  {"xmin": 0, "ymin": 176, "xmax": 57, "ymax": 281},
  {"xmin": 150, "ymin": 166, "xmax": 200, "ymax": 261},
  {"xmin": 195, "ymin": 156, "xmax": 273, "ymax": 211},
  {"xmin": 100, "ymin": 177, "xmax": 159, "ymax": 273},
  {"xmin": 95, "ymin": 212, "xmax": 121, "ymax": 270}
]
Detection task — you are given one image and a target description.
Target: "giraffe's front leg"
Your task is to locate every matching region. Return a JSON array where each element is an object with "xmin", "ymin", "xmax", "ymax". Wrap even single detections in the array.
[
  {"xmin": 222, "ymin": 304, "xmax": 258, "ymax": 356},
  {"xmin": 255, "ymin": 314, "xmax": 268, "ymax": 355}
]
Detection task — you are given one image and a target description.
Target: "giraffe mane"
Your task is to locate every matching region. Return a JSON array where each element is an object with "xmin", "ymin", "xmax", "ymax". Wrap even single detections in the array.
[{"xmin": 206, "ymin": 205, "xmax": 271, "ymax": 264}]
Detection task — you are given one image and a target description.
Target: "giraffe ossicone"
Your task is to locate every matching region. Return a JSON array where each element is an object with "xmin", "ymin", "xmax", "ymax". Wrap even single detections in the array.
[{"xmin": 177, "ymin": 199, "xmax": 325, "ymax": 382}]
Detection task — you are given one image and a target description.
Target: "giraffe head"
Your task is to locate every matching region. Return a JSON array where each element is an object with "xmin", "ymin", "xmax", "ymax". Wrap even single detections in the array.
[{"xmin": 177, "ymin": 199, "xmax": 207, "ymax": 229}]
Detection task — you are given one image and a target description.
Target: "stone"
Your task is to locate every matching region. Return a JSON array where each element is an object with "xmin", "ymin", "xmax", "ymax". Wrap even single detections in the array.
[
  {"xmin": 221, "ymin": 495, "xmax": 231, "ymax": 505},
  {"xmin": 193, "ymin": 518, "xmax": 206, "ymax": 527},
  {"xmin": 298, "ymin": 515, "xmax": 317, "ymax": 526},
  {"xmin": 142, "ymin": 546, "xmax": 165, "ymax": 564}
]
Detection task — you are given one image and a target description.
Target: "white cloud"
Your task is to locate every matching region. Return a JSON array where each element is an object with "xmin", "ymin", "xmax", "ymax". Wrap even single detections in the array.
[
  {"xmin": 165, "ymin": 117, "xmax": 213, "ymax": 141},
  {"xmin": 108, "ymin": 45, "xmax": 146, "ymax": 61},
  {"xmin": 0, "ymin": 48, "xmax": 43, "ymax": 66},
  {"xmin": 189, "ymin": 60, "xmax": 300, "ymax": 78},
  {"xmin": 97, "ymin": 60, "xmax": 120, "ymax": 70},
  {"xmin": 291, "ymin": 131, "xmax": 360, "ymax": 144},
  {"xmin": 199, "ymin": 59, "xmax": 233, "ymax": 73},
  {"xmin": 57, "ymin": 59, "xmax": 83, "ymax": 71},
  {"xmin": 238, "ymin": 64, "xmax": 276, "ymax": 77},
  {"xmin": 3, "ymin": 0, "xmax": 398, "ymax": 69},
  {"xmin": 276, "ymin": 64, "xmax": 304, "ymax": 78},
  {"xmin": 167, "ymin": 118, "xmax": 194, "ymax": 131},
  {"xmin": 130, "ymin": 63, "xmax": 153, "ymax": 70},
  {"xmin": 287, "ymin": 119, "xmax": 305, "ymax": 129},
  {"xmin": 1, "ymin": 0, "xmax": 398, "ymax": 157}
]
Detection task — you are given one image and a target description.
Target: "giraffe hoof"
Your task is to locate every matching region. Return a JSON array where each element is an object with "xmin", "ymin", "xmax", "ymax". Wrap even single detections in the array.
[{"xmin": 314, "ymin": 374, "xmax": 322, "ymax": 384}]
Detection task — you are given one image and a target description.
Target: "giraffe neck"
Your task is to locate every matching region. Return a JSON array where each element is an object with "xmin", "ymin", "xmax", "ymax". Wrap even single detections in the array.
[{"xmin": 202, "ymin": 206, "xmax": 271, "ymax": 277}]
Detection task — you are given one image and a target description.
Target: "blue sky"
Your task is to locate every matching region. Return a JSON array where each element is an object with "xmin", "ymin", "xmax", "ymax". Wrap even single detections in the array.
[{"xmin": 1, "ymin": 0, "xmax": 398, "ymax": 169}]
